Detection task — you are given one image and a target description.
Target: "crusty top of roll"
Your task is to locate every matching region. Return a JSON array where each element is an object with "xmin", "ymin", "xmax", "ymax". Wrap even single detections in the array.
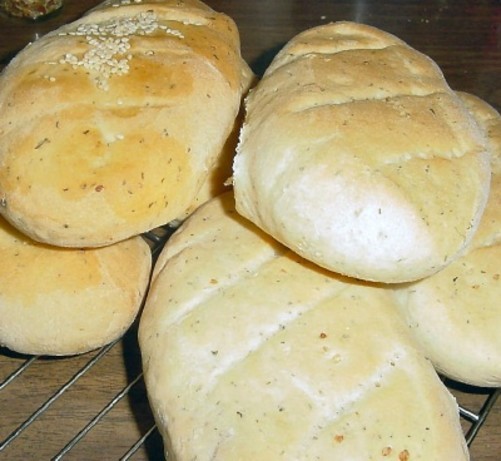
[
  {"xmin": 0, "ymin": 0, "xmax": 252, "ymax": 247},
  {"xmin": 233, "ymin": 21, "xmax": 491, "ymax": 283}
]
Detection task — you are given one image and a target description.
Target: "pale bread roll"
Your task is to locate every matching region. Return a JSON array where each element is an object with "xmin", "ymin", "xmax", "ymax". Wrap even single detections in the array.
[
  {"xmin": 0, "ymin": 216, "xmax": 151, "ymax": 356},
  {"xmin": 392, "ymin": 93, "xmax": 501, "ymax": 387},
  {"xmin": 233, "ymin": 21, "xmax": 491, "ymax": 283},
  {"xmin": 0, "ymin": 0, "xmax": 252, "ymax": 247},
  {"xmin": 139, "ymin": 192, "xmax": 468, "ymax": 461},
  {"xmin": 459, "ymin": 93, "xmax": 501, "ymax": 249}
]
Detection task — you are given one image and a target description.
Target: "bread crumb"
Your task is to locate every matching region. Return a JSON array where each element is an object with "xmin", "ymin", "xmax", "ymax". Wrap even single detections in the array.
[
  {"xmin": 399, "ymin": 449, "xmax": 410, "ymax": 460},
  {"xmin": 382, "ymin": 446, "xmax": 392, "ymax": 456}
]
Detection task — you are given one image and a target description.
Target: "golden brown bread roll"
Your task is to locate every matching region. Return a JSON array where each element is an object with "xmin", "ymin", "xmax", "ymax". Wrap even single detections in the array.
[
  {"xmin": 139, "ymin": 192, "xmax": 469, "ymax": 461},
  {"xmin": 0, "ymin": 0, "xmax": 252, "ymax": 247},
  {"xmin": 393, "ymin": 92, "xmax": 501, "ymax": 387},
  {"xmin": 173, "ymin": 102, "xmax": 249, "ymax": 223},
  {"xmin": 0, "ymin": 215, "xmax": 152, "ymax": 356},
  {"xmin": 233, "ymin": 21, "xmax": 491, "ymax": 283}
]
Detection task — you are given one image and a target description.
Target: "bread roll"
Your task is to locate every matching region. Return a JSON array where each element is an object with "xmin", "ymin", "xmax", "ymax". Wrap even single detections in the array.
[
  {"xmin": 139, "ymin": 192, "xmax": 469, "ymax": 461},
  {"xmin": 173, "ymin": 103, "xmax": 249, "ymax": 223},
  {"xmin": 0, "ymin": 0, "xmax": 252, "ymax": 247},
  {"xmin": 392, "ymin": 93, "xmax": 501, "ymax": 387},
  {"xmin": 458, "ymin": 93, "xmax": 501, "ymax": 249},
  {"xmin": 0, "ymin": 216, "xmax": 151, "ymax": 356},
  {"xmin": 233, "ymin": 21, "xmax": 491, "ymax": 283}
]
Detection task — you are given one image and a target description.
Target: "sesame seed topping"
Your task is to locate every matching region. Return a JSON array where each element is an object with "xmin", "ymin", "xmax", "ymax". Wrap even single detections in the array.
[{"xmin": 58, "ymin": 10, "xmax": 182, "ymax": 90}]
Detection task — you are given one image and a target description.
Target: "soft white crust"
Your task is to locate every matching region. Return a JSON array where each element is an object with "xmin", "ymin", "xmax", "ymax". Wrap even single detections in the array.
[
  {"xmin": 393, "ymin": 93, "xmax": 501, "ymax": 387},
  {"xmin": 233, "ymin": 21, "xmax": 491, "ymax": 283},
  {"xmin": 0, "ymin": 0, "xmax": 252, "ymax": 247},
  {"xmin": 139, "ymin": 192, "xmax": 469, "ymax": 461},
  {"xmin": 0, "ymin": 216, "xmax": 152, "ymax": 356}
]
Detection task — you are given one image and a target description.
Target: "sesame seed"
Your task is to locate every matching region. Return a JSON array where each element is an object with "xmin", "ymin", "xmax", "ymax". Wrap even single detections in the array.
[
  {"xmin": 58, "ymin": 10, "xmax": 185, "ymax": 90},
  {"xmin": 161, "ymin": 26, "xmax": 184, "ymax": 38}
]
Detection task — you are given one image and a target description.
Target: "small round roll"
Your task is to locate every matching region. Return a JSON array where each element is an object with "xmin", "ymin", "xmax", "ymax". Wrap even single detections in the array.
[
  {"xmin": 0, "ymin": 217, "xmax": 152, "ymax": 356},
  {"xmin": 233, "ymin": 22, "xmax": 491, "ymax": 283}
]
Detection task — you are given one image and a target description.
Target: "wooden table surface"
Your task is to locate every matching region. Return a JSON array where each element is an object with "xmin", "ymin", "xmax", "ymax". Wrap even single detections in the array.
[{"xmin": 0, "ymin": 1, "xmax": 500, "ymax": 460}]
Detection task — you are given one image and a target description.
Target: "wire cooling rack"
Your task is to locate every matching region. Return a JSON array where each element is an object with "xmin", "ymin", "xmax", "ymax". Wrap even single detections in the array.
[{"xmin": 1, "ymin": 228, "xmax": 500, "ymax": 460}]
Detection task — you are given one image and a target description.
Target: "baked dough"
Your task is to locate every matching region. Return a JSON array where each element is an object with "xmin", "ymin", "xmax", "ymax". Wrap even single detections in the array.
[
  {"xmin": 0, "ymin": 0, "xmax": 252, "ymax": 247},
  {"xmin": 233, "ymin": 21, "xmax": 491, "ymax": 283},
  {"xmin": 174, "ymin": 104, "xmax": 249, "ymax": 222},
  {"xmin": 393, "ymin": 92, "xmax": 501, "ymax": 387},
  {"xmin": 0, "ymin": 216, "xmax": 151, "ymax": 355},
  {"xmin": 139, "ymin": 192, "xmax": 468, "ymax": 461}
]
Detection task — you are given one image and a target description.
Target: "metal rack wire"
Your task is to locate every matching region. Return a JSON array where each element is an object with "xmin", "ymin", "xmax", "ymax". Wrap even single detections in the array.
[
  {"xmin": 0, "ymin": 333, "xmax": 161, "ymax": 460},
  {"xmin": 1, "ymin": 227, "xmax": 500, "ymax": 460},
  {"xmin": 1, "ymin": 339, "xmax": 500, "ymax": 460}
]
